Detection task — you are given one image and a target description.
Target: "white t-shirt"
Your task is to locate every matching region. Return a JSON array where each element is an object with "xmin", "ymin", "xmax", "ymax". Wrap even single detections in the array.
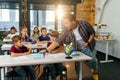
[
  {"xmin": 7, "ymin": 32, "xmax": 19, "ymax": 39},
  {"xmin": 73, "ymin": 26, "xmax": 82, "ymax": 40}
]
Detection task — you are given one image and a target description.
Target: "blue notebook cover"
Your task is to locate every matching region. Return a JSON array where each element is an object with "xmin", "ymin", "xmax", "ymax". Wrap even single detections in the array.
[{"xmin": 32, "ymin": 53, "xmax": 44, "ymax": 59}]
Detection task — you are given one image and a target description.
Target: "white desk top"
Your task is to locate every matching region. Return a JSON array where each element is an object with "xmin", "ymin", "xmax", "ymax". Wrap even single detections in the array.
[
  {"xmin": 0, "ymin": 53, "xmax": 92, "ymax": 67},
  {"xmin": 1, "ymin": 43, "xmax": 47, "ymax": 50},
  {"xmin": 95, "ymin": 38, "xmax": 115, "ymax": 41},
  {"xmin": 3, "ymin": 39, "xmax": 12, "ymax": 43}
]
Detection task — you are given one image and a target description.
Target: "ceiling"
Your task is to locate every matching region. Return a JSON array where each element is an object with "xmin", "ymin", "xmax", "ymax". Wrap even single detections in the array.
[{"xmin": 0, "ymin": 0, "xmax": 81, "ymax": 5}]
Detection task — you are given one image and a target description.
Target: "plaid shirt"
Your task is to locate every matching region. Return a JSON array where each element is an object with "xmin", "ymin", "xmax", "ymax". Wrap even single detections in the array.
[{"xmin": 56, "ymin": 20, "xmax": 96, "ymax": 51}]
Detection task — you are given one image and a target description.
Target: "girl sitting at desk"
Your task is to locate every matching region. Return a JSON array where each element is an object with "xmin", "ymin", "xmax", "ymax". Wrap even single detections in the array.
[
  {"xmin": 31, "ymin": 26, "xmax": 40, "ymax": 42},
  {"xmin": 20, "ymin": 26, "xmax": 33, "ymax": 44}
]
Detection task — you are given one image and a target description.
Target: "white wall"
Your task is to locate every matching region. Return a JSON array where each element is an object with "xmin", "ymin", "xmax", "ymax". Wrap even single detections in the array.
[{"xmin": 95, "ymin": 0, "xmax": 120, "ymax": 58}]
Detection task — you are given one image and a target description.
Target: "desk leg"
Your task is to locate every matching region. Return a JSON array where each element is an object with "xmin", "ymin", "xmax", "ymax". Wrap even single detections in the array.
[
  {"xmin": 100, "ymin": 41, "xmax": 114, "ymax": 63},
  {"xmin": 1, "ymin": 68, "xmax": 5, "ymax": 80},
  {"xmin": 4, "ymin": 51, "xmax": 8, "ymax": 73},
  {"xmin": 79, "ymin": 61, "xmax": 82, "ymax": 80}
]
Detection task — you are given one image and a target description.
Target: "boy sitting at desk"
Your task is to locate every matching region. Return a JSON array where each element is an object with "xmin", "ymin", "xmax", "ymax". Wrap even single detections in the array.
[
  {"xmin": 6, "ymin": 26, "xmax": 19, "ymax": 39},
  {"xmin": 39, "ymin": 30, "xmax": 65, "ymax": 80},
  {"xmin": 36, "ymin": 27, "xmax": 50, "ymax": 44},
  {"xmin": 10, "ymin": 35, "xmax": 35, "ymax": 80}
]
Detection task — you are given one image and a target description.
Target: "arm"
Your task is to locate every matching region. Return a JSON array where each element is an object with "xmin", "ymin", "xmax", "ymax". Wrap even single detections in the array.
[
  {"xmin": 26, "ymin": 47, "xmax": 32, "ymax": 54},
  {"xmin": 88, "ymin": 34, "xmax": 94, "ymax": 43},
  {"xmin": 47, "ymin": 41, "xmax": 60, "ymax": 53},
  {"xmin": 83, "ymin": 21, "xmax": 95, "ymax": 48},
  {"xmin": 51, "ymin": 46, "xmax": 64, "ymax": 54},
  {"xmin": 11, "ymin": 47, "xmax": 32, "ymax": 57},
  {"xmin": 11, "ymin": 52, "xmax": 27, "ymax": 57},
  {"xmin": 40, "ymin": 31, "xmax": 69, "ymax": 53},
  {"xmin": 84, "ymin": 34, "xmax": 94, "ymax": 48}
]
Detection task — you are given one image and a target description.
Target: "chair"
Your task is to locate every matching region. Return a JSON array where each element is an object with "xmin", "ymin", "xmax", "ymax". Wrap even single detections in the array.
[
  {"xmin": 5, "ymin": 67, "xmax": 30, "ymax": 80},
  {"xmin": 5, "ymin": 69, "xmax": 20, "ymax": 80}
]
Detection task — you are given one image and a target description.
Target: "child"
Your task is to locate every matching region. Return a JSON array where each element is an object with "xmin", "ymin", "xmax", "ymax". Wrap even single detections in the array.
[
  {"xmin": 36, "ymin": 27, "xmax": 50, "ymax": 43},
  {"xmin": 31, "ymin": 26, "xmax": 40, "ymax": 41},
  {"xmin": 39, "ymin": 30, "xmax": 65, "ymax": 80},
  {"xmin": 48, "ymin": 30, "xmax": 64, "ymax": 53},
  {"xmin": 6, "ymin": 26, "xmax": 19, "ymax": 39},
  {"xmin": 20, "ymin": 26, "xmax": 33, "ymax": 44},
  {"xmin": 10, "ymin": 35, "xmax": 35, "ymax": 80}
]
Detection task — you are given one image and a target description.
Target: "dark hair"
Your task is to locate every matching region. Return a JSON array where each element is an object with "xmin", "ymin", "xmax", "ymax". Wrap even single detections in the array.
[
  {"xmin": 33, "ymin": 26, "xmax": 39, "ymax": 34},
  {"xmin": 10, "ymin": 26, "xmax": 16, "ymax": 31},
  {"xmin": 12, "ymin": 35, "xmax": 21, "ymax": 42},
  {"xmin": 41, "ymin": 27, "xmax": 47, "ymax": 32},
  {"xmin": 62, "ymin": 13, "xmax": 76, "ymax": 22}
]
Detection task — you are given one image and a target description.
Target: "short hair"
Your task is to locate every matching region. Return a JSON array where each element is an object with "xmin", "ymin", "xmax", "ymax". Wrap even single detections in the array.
[
  {"xmin": 50, "ymin": 30, "xmax": 59, "ymax": 38},
  {"xmin": 41, "ymin": 27, "xmax": 47, "ymax": 32},
  {"xmin": 62, "ymin": 13, "xmax": 76, "ymax": 22},
  {"xmin": 10, "ymin": 26, "xmax": 16, "ymax": 30},
  {"xmin": 12, "ymin": 35, "xmax": 21, "ymax": 42}
]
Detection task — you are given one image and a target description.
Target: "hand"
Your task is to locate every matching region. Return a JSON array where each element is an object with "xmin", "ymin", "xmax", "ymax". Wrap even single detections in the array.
[
  {"xmin": 5, "ymin": 37, "xmax": 10, "ymax": 39},
  {"xmin": 24, "ymin": 52, "xmax": 29, "ymax": 55},
  {"xmin": 83, "ymin": 42, "xmax": 88, "ymax": 48},
  {"xmin": 39, "ymin": 49, "xmax": 47, "ymax": 53}
]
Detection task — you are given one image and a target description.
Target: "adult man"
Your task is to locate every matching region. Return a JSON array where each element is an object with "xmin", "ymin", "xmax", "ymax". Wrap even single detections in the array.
[{"xmin": 40, "ymin": 13, "xmax": 97, "ymax": 78}]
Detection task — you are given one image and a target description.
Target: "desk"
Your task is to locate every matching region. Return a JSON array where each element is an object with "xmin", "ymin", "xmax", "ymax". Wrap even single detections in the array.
[
  {"xmin": 0, "ymin": 53, "xmax": 92, "ymax": 80},
  {"xmin": 95, "ymin": 39, "xmax": 115, "ymax": 63},
  {"xmin": 3, "ymin": 39, "xmax": 12, "ymax": 43},
  {"xmin": 1, "ymin": 43, "xmax": 47, "ymax": 50},
  {"xmin": 0, "ymin": 43, "xmax": 47, "ymax": 78}
]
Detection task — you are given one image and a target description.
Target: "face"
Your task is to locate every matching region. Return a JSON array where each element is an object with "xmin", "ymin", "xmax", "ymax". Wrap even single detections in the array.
[
  {"xmin": 34, "ymin": 27, "xmax": 39, "ymax": 33},
  {"xmin": 41, "ymin": 29, "xmax": 47, "ymax": 36},
  {"xmin": 63, "ymin": 19, "xmax": 76, "ymax": 31},
  {"xmin": 21, "ymin": 28, "xmax": 27, "ymax": 36},
  {"xmin": 10, "ymin": 29, "xmax": 16, "ymax": 34},
  {"xmin": 14, "ymin": 40, "xmax": 22, "ymax": 47}
]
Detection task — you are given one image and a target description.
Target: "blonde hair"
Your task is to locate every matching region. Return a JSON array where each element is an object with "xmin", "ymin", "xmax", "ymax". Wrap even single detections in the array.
[
  {"xmin": 20, "ymin": 26, "xmax": 27, "ymax": 37},
  {"xmin": 62, "ymin": 13, "xmax": 75, "ymax": 22}
]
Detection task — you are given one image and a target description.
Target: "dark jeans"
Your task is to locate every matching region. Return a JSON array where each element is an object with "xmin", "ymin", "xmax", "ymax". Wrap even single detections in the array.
[
  {"xmin": 39, "ymin": 63, "xmax": 65, "ymax": 80},
  {"xmin": 14, "ymin": 66, "xmax": 35, "ymax": 80},
  {"xmin": 75, "ymin": 47, "xmax": 98, "ymax": 78}
]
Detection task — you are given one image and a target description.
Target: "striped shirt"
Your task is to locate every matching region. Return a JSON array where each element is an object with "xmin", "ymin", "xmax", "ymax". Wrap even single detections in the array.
[{"xmin": 56, "ymin": 20, "xmax": 96, "ymax": 51}]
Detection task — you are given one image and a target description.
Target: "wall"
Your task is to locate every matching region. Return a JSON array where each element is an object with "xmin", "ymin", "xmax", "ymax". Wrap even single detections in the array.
[{"xmin": 95, "ymin": 0, "xmax": 120, "ymax": 58}]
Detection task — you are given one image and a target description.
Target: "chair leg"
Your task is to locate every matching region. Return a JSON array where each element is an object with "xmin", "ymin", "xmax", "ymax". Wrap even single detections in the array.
[
  {"xmin": 60, "ymin": 73, "xmax": 63, "ymax": 80},
  {"xmin": 65, "ymin": 70, "xmax": 67, "ymax": 80}
]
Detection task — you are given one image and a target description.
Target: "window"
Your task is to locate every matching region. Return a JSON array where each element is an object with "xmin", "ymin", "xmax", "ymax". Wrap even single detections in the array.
[
  {"xmin": 0, "ymin": 9, "xmax": 10, "ymax": 22},
  {"xmin": 30, "ymin": 4, "xmax": 74, "ymax": 32},
  {"xmin": 46, "ymin": 10, "xmax": 55, "ymax": 29},
  {"xmin": 0, "ymin": 3, "xmax": 19, "ymax": 31},
  {"xmin": 56, "ymin": 5, "xmax": 74, "ymax": 31}
]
